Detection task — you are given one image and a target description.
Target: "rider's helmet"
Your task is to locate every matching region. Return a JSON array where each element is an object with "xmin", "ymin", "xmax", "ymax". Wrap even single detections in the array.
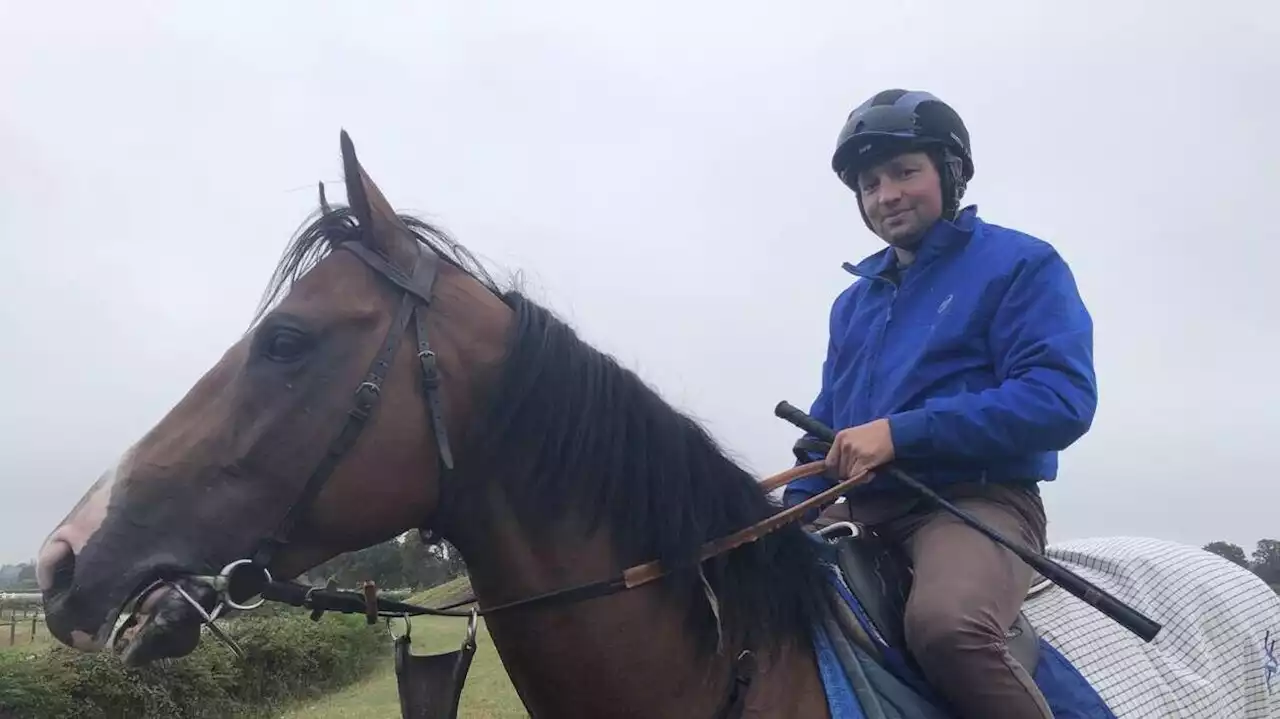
[{"xmin": 831, "ymin": 89, "xmax": 974, "ymax": 224}]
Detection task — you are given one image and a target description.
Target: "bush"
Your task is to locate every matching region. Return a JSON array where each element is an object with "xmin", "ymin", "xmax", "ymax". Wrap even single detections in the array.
[{"xmin": 0, "ymin": 612, "xmax": 386, "ymax": 718}]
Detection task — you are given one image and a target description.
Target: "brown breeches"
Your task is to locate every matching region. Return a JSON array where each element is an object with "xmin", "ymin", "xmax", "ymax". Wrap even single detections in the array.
[{"xmin": 826, "ymin": 482, "xmax": 1054, "ymax": 719}]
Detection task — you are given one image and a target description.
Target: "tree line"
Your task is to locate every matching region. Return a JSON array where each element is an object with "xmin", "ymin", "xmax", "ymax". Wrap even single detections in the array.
[
  {"xmin": 0, "ymin": 562, "xmax": 36, "ymax": 591},
  {"xmin": 300, "ymin": 531, "xmax": 468, "ymax": 590},
  {"xmin": 0, "ymin": 532, "xmax": 465, "ymax": 594},
  {"xmin": 1202, "ymin": 539, "xmax": 1280, "ymax": 586}
]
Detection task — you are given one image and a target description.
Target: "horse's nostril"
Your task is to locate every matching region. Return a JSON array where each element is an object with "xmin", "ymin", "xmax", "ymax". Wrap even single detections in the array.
[
  {"xmin": 52, "ymin": 550, "xmax": 75, "ymax": 593},
  {"xmin": 37, "ymin": 541, "xmax": 76, "ymax": 594}
]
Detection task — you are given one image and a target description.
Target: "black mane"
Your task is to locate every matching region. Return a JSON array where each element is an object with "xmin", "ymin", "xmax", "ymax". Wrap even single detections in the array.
[
  {"xmin": 264, "ymin": 201, "xmax": 827, "ymax": 656},
  {"xmin": 472, "ymin": 292, "xmax": 828, "ymax": 656}
]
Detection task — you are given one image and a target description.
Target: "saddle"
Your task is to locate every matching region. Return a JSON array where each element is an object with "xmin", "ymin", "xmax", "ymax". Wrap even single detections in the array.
[{"xmin": 822, "ymin": 521, "xmax": 1042, "ymax": 676}]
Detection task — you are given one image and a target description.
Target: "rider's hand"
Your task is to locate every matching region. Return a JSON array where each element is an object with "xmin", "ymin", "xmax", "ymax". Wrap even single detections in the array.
[{"xmin": 825, "ymin": 418, "xmax": 895, "ymax": 482}]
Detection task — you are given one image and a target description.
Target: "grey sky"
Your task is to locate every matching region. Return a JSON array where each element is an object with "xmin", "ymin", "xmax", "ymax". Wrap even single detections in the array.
[{"xmin": 1, "ymin": 2, "xmax": 1276, "ymax": 564}]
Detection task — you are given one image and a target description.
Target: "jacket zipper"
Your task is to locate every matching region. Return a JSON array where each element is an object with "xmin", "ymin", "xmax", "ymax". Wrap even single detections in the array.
[{"xmin": 863, "ymin": 275, "xmax": 900, "ymax": 417}]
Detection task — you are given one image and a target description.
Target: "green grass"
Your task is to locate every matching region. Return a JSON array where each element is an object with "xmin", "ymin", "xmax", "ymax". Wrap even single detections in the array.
[
  {"xmin": 411, "ymin": 575, "xmax": 474, "ymax": 605},
  {"xmin": 0, "ymin": 634, "xmax": 51, "ymax": 655},
  {"xmin": 277, "ymin": 579, "xmax": 527, "ymax": 719}
]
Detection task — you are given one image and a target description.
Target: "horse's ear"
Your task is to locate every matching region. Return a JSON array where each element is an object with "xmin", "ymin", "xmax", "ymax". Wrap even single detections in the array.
[
  {"xmin": 338, "ymin": 129, "xmax": 419, "ymax": 270},
  {"xmin": 318, "ymin": 181, "xmax": 331, "ymax": 214}
]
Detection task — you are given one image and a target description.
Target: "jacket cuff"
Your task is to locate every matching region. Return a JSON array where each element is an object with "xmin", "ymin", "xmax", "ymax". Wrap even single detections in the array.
[{"xmin": 888, "ymin": 409, "xmax": 931, "ymax": 458}]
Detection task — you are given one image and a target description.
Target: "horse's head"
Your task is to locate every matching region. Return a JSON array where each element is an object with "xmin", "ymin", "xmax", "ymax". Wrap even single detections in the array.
[{"xmin": 37, "ymin": 132, "xmax": 515, "ymax": 664}]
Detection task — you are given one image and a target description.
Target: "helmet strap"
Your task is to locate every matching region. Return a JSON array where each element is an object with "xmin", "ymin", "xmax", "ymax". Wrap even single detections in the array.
[
  {"xmin": 854, "ymin": 191, "xmax": 874, "ymax": 234},
  {"xmin": 936, "ymin": 148, "xmax": 968, "ymax": 220}
]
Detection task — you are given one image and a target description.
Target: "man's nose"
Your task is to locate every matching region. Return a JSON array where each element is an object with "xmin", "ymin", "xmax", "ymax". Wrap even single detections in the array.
[{"xmin": 875, "ymin": 181, "xmax": 905, "ymax": 208}]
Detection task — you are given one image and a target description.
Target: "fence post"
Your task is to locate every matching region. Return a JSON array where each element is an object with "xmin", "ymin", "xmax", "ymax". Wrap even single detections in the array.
[
  {"xmin": 7, "ymin": 620, "xmax": 14, "ymax": 646},
  {"xmin": 31, "ymin": 615, "xmax": 38, "ymax": 643}
]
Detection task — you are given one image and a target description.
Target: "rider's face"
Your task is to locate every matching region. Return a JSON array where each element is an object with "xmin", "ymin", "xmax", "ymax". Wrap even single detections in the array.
[{"xmin": 852, "ymin": 151, "xmax": 943, "ymax": 248}]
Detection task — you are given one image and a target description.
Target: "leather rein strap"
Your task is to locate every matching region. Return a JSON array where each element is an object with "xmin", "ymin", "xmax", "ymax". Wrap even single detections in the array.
[
  {"xmin": 444, "ymin": 461, "xmax": 864, "ymax": 617},
  {"xmin": 249, "ymin": 459, "xmax": 860, "ymax": 621}
]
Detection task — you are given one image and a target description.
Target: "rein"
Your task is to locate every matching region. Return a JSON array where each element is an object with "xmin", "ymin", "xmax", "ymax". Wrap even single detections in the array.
[{"xmin": 203, "ymin": 458, "xmax": 861, "ymax": 623}]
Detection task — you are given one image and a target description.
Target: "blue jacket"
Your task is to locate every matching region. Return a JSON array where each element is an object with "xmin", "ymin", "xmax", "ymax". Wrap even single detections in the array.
[{"xmin": 783, "ymin": 205, "xmax": 1097, "ymax": 507}]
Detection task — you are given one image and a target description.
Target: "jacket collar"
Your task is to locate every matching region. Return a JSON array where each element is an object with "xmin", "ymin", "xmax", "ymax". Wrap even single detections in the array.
[{"xmin": 843, "ymin": 205, "xmax": 980, "ymax": 280}]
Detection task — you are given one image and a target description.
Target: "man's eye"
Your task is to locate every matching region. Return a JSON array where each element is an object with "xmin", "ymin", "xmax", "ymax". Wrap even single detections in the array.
[{"xmin": 262, "ymin": 327, "xmax": 312, "ymax": 362}]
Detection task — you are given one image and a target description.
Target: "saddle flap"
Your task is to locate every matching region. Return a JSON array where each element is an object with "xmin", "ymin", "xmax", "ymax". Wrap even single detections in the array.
[
  {"xmin": 394, "ymin": 634, "xmax": 477, "ymax": 719},
  {"xmin": 834, "ymin": 532, "xmax": 913, "ymax": 651},
  {"xmin": 1005, "ymin": 612, "xmax": 1040, "ymax": 675}
]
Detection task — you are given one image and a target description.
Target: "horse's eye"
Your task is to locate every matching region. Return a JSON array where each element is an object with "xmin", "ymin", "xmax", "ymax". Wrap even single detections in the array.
[{"xmin": 262, "ymin": 327, "xmax": 312, "ymax": 363}]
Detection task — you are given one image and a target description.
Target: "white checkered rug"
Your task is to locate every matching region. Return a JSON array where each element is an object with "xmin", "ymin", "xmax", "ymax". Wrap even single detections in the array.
[{"xmin": 1024, "ymin": 536, "xmax": 1280, "ymax": 718}]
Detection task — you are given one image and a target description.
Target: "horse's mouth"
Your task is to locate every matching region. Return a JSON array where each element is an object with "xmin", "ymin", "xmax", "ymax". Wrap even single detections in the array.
[{"xmin": 111, "ymin": 577, "xmax": 219, "ymax": 666}]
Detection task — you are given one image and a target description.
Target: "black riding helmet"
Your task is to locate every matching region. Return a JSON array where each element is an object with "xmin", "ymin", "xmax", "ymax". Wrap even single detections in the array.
[{"xmin": 832, "ymin": 89, "xmax": 974, "ymax": 227}]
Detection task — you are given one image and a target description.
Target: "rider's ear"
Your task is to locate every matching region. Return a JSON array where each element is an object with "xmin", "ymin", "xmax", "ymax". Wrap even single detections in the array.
[{"xmin": 339, "ymin": 129, "xmax": 421, "ymax": 272}]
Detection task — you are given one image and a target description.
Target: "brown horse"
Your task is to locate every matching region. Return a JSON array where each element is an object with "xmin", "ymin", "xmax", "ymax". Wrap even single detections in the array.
[{"xmin": 36, "ymin": 133, "xmax": 835, "ymax": 718}]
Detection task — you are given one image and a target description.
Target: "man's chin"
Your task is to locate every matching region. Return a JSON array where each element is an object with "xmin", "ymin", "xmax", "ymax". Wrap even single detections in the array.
[
  {"xmin": 874, "ymin": 216, "xmax": 919, "ymax": 244},
  {"xmin": 883, "ymin": 227, "xmax": 925, "ymax": 250}
]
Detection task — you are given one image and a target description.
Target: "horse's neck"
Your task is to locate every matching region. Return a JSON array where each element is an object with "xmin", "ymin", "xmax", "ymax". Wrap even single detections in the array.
[{"xmin": 449, "ymin": 501, "xmax": 830, "ymax": 718}]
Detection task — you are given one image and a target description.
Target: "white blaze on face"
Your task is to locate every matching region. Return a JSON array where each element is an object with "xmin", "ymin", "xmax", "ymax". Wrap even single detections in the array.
[{"xmin": 36, "ymin": 449, "xmax": 135, "ymax": 591}]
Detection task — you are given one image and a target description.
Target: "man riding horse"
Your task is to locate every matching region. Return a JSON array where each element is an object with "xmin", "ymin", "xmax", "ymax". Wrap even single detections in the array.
[{"xmin": 784, "ymin": 88, "xmax": 1098, "ymax": 718}]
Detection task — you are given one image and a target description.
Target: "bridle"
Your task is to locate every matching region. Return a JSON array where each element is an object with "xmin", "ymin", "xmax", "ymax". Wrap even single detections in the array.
[{"xmin": 248, "ymin": 236, "xmax": 454, "ymax": 573}]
